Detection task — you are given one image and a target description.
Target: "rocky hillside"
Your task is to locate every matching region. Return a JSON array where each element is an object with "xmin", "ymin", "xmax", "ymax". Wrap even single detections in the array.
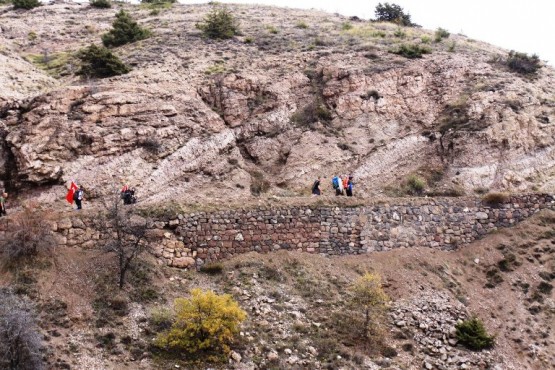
[{"xmin": 1, "ymin": 2, "xmax": 555, "ymax": 207}]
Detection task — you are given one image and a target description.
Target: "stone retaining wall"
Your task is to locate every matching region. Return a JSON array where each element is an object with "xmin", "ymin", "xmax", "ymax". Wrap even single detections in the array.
[{"xmin": 3, "ymin": 194, "xmax": 552, "ymax": 268}]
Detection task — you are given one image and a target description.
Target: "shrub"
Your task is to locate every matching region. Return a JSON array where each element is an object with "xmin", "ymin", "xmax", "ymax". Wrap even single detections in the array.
[
  {"xmin": 141, "ymin": 0, "xmax": 176, "ymax": 3},
  {"xmin": 392, "ymin": 43, "xmax": 431, "ymax": 58},
  {"xmin": 407, "ymin": 175, "xmax": 426, "ymax": 194},
  {"xmin": 154, "ymin": 289, "xmax": 247, "ymax": 361},
  {"xmin": 506, "ymin": 50, "xmax": 541, "ymax": 75},
  {"xmin": 455, "ymin": 317, "xmax": 495, "ymax": 350},
  {"xmin": 434, "ymin": 27, "xmax": 450, "ymax": 42},
  {"xmin": 0, "ymin": 290, "xmax": 44, "ymax": 370},
  {"xmin": 421, "ymin": 35, "xmax": 431, "ymax": 43},
  {"xmin": 393, "ymin": 28, "xmax": 406, "ymax": 38},
  {"xmin": 341, "ymin": 22, "xmax": 353, "ymax": 30},
  {"xmin": 196, "ymin": 5, "xmax": 240, "ymax": 40},
  {"xmin": 90, "ymin": 0, "xmax": 111, "ymax": 8},
  {"xmin": 295, "ymin": 21, "xmax": 309, "ymax": 29},
  {"xmin": 350, "ymin": 273, "xmax": 389, "ymax": 339},
  {"xmin": 199, "ymin": 262, "xmax": 224, "ymax": 275},
  {"xmin": 1, "ymin": 205, "xmax": 56, "ymax": 268},
  {"xmin": 291, "ymin": 100, "xmax": 332, "ymax": 126},
  {"xmin": 250, "ymin": 171, "xmax": 270, "ymax": 196},
  {"xmin": 482, "ymin": 192, "xmax": 509, "ymax": 206},
  {"xmin": 12, "ymin": 0, "xmax": 40, "ymax": 10},
  {"xmin": 374, "ymin": 2, "xmax": 417, "ymax": 27},
  {"xmin": 77, "ymin": 44, "xmax": 130, "ymax": 78},
  {"xmin": 102, "ymin": 10, "xmax": 151, "ymax": 47}
]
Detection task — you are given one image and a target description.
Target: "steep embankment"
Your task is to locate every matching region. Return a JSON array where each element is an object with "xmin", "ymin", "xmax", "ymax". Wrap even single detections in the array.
[
  {"xmin": 0, "ymin": 2, "xmax": 555, "ymax": 208},
  {"xmin": 2, "ymin": 208, "xmax": 553, "ymax": 369}
]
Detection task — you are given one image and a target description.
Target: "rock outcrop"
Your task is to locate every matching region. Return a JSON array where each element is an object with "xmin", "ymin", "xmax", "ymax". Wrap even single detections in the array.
[{"xmin": 1, "ymin": 3, "xmax": 555, "ymax": 205}]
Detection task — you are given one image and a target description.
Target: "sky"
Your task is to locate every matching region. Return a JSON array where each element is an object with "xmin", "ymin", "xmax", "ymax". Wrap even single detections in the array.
[{"xmin": 181, "ymin": 0, "xmax": 555, "ymax": 66}]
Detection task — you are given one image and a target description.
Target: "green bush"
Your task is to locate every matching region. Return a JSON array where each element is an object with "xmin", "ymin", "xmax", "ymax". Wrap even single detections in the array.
[
  {"xmin": 196, "ymin": 5, "xmax": 240, "ymax": 40},
  {"xmin": 0, "ymin": 0, "xmax": 13, "ymax": 5},
  {"xmin": 295, "ymin": 21, "xmax": 309, "ymax": 29},
  {"xmin": 455, "ymin": 317, "xmax": 495, "ymax": 350},
  {"xmin": 407, "ymin": 175, "xmax": 426, "ymax": 194},
  {"xmin": 12, "ymin": 0, "xmax": 40, "ymax": 10},
  {"xmin": 154, "ymin": 289, "xmax": 247, "ymax": 361},
  {"xmin": 90, "ymin": 0, "xmax": 111, "ymax": 8},
  {"xmin": 434, "ymin": 27, "xmax": 450, "ymax": 42},
  {"xmin": 102, "ymin": 10, "xmax": 151, "ymax": 47},
  {"xmin": 392, "ymin": 43, "xmax": 430, "ymax": 58},
  {"xmin": 374, "ymin": 2, "xmax": 417, "ymax": 27},
  {"xmin": 77, "ymin": 44, "xmax": 130, "ymax": 78},
  {"xmin": 506, "ymin": 50, "xmax": 542, "ymax": 75}
]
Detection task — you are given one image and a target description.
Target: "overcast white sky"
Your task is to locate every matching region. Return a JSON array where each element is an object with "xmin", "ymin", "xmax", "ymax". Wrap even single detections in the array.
[{"xmin": 181, "ymin": 0, "xmax": 555, "ymax": 66}]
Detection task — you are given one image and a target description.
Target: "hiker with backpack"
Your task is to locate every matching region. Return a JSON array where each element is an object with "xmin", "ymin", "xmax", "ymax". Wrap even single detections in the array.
[
  {"xmin": 0, "ymin": 191, "xmax": 7, "ymax": 216},
  {"xmin": 73, "ymin": 185, "xmax": 84, "ymax": 210},
  {"xmin": 346, "ymin": 176, "xmax": 354, "ymax": 197},
  {"xmin": 312, "ymin": 177, "xmax": 322, "ymax": 196},
  {"xmin": 332, "ymin": 175, "xmax": 344, "ymax": 196}
]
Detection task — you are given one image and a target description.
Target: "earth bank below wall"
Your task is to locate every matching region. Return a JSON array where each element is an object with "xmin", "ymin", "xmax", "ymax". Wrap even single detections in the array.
[{"xmin": 15, "ymin": 194, "xmax": 555, "ymax": 268}]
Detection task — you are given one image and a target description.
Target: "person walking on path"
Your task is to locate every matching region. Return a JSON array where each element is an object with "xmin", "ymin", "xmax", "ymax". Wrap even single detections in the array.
[
  {"xmin": 312, "ymin": 177, "xmax": 322, "ymax": 196},
  {"xmin": 73, "ymin": 185, "xmax": 84, "ymax": 210},
  {"xmin": 0, "ymin": 191, "xmax": 7, "ymax": 216},
  {"xmin": 346, "ymin": 176, "xmax": 354, "ymax": 197}
]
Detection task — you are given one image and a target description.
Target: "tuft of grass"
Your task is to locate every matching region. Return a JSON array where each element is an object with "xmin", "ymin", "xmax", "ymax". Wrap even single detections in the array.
[
  {"xmin": 204, "ymin": 61, "xmax": 226, "ymax": 75},
  {"xmin": 295, "ymin": 21, "xmax": 309, "ymax": 29},
  {"xmin": 434, "ymin": 27, "xmax": 450, "ymax": 42},
  {"xmin": 341, "ymin": 22, "xmax": 353, "ymax": 31},
  {"xmin": 265, "ymin": 25, "xmax": 279, "ymax": 34}
]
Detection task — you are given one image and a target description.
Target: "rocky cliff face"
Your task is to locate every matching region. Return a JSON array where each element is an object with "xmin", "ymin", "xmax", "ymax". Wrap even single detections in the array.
[{"xmin": 1, "ymin": 2, "xmax": 555, "ymax": 206}]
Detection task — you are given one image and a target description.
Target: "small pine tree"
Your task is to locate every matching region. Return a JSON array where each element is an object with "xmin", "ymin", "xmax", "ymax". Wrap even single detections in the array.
[
  {"xmin": 102, "ymin": 10, "xmax": 151, "ymax": 48},
  {"xmin": 90, "ymin": 0, "xmax": 111, "ymax": 9},
  {"xmin": 155, "ymin": 289, "xmax": 247, "ymax": 361},
  {"xmin": 77, "ymin": 44, "xmax": 130, "ymax": 78},
  {"xmin": 375, "ymin": 2, "xmax": 417, "ymax": 27},
  {"xmin": 350, "ymin": 273, "xmax": 389, "ymax": 339},
  {"xmin": 12, "ymin": 0, "xmax": 40, "ymax": 10},
  {"xmin": 455, "ymin": 317, "xmax": 495, "ymax": 350},
  {"xmin": 196, "ymin": 6, "xmax": 240, "ymax": 40}
]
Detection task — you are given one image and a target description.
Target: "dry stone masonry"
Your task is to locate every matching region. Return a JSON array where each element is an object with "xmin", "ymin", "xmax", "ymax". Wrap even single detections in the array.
[{"xmin": 10, "ymin": 194, "xmax": 552, "ymax": 268}]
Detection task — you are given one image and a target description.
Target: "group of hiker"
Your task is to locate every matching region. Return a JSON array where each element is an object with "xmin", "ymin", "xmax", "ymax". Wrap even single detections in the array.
[
  {"xmin": 312, "ymin": 175, "xmax": 354, "ymax": 196},
  {"xmin": 65, "ymin": 182, "xmax": 137, "ymax": 210}
]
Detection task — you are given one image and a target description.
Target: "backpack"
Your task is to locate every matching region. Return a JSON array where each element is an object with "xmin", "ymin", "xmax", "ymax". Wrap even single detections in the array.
[
  {"xmin": 312, "ymin": 180, "xmax": 319, "ymax": 192},
  {"xmin": 332, "ymin": 176, "xmax": 339, "ymax": 189}
]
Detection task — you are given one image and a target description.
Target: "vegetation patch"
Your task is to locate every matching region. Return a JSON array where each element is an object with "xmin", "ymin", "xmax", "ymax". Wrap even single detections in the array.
[
  {"xmin": 25, "ymin": 51, "xmax": 74, "ymax": 78},
  {"xmin": 455, "ymin": 317, "xmax": 495, "ymax": 350},
  {"xmin": 196, "ymin": 5, "xmax": 240, "ymax": 40},
  {"xmin": 102, "ymin": 10, "xmax": 151, "ymax": 47},
  {"xmin": 154, "ymin": 289, "xmax": 247, "ymax": 362},
  {"xmin": 482, "ymin": 192, "xmax": 509, "ymax": 207},
  {"xmin": 391, "ymin": 43, "xmax": 431, "ymax": 59},
  {"xmin": 506, "ymin": 51, "xmax": 541, "ymax": 75},
  {"xmin": 90, "ymin": 0, "xmax": 111, "ymax": 8},
  {"xmin": 199, "ymin": 262, "xmax": 224, "ymax": 275},
  {"xmin": 434, "ymin": 27, "xmax": 450, "ymax": 42},
  {"xmin": 12, "ymin": 0, "xmax": 40, "ymax": 10},
  {"xmin": 77, "ymin": 44, "xmax": 130, "ymax": 78},
  {"xmin": 374, "ymin": 2, "xmax": 418, "ymax": 27}
]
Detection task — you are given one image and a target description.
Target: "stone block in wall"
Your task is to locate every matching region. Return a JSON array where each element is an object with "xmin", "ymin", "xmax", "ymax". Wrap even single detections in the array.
[{"xmin": 57, "ymin": 218, "xmax": 72, "ymax": 230}]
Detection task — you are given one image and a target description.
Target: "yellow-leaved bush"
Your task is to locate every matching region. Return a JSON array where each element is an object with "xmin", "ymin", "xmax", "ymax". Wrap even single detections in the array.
[
  {"xmin": 350, "ymin": 272, "xmax": 389, "ymax": 339},
  {"xmin": 154, "ymin": 288, "xmax": 247, "ymax": 360}
]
